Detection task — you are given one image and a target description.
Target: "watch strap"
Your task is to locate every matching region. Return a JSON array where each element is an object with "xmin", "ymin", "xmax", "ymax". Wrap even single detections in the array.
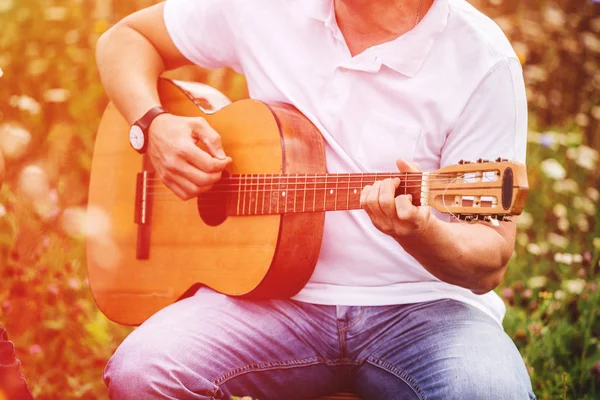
[{"xmin": 134, "ymin": 106, "xmax": 169, "ymax": 133}]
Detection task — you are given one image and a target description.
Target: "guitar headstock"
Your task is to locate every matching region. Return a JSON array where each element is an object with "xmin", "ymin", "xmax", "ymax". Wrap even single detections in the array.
[{"xmin": 426, "ymin": 158, "xmax": 529, "ymax": 224}]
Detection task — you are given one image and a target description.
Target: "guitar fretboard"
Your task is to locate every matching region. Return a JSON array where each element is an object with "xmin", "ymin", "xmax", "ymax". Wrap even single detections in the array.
[{"xmin": 209, "ymin": 173, "xmax": 423, "ymax": 216}]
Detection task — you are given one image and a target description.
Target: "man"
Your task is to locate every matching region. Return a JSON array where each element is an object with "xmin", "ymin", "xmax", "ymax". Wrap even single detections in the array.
[{"xmin": 96, "ymin": 0, "xmax": 534, "ymax": 398}]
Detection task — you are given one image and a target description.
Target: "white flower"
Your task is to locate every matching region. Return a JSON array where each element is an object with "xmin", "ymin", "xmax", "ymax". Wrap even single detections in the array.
[
  {"xmin": 9, "ymin": 95, "xmax": 41, "ymax": 115},
  {"xmin": 576, "ymin": 113, "xmax": 590, "ymax": 127},
  {"xmin": 44, "ymin": 6, "xmax": 67, "ymax": 21},
  {"xmin": 582, "ymin": 32, "xmax": 600, "ymax": 53},
  {"xmin": 517, "ymin": 211, "xmax": 533, "ymax": 229},
  {"xmin": 562, "ymin": 253, "xmax": 574, "ymax": 265},
  {"xmin": 548, "ymin": 232, "xmax": 569, "ymax": 249},
  {"xmin": 575, "ymin": 145, "xmax": 599, "ymax": 171},
  {"xmin": 544, "ymin": 7, "xmax": 566, "ymax": 29},
  {"xmin": 0, "ymin": 122, "xmax": 32, "ymax": 160},
  {"xmin": 557, "ymin": 218, "xmax": 569, "ymax": 232},
  {"xmin": 553, "ymin": 204, "xmax": 567, "ymax": 218},
  {"xmin": 564, "ymin": 279, "xmax": 586, "ymax": 295},
  {"xmin": 554, "ymin": 290, "xmax": 565, "ymax": 300},
  {"xmin": 61, "ymin": 207, "xmax": 87, "ymax": 238},
  {"xmin": 61, "ymin": 205, "xmax": 111, "ymax": 239},
  {"xmin": 573, "ymin": 254, "xmax": 583, "ymax": 263},
  {"xmin": 528, "ymin": 276, "xmax": 548, "ymax": 289},
  {"xmin": 577, "ymin": 216, "xmax": 590, "ymax": 232},
  {"xmin": 0, "ymin": 0, "xmax": 13, "ymax": 13},
  {"xmin": 566, "ymin": 147, "xmax": 578, "ymax": 160},
  {"xmin": 18, "ymin": 165, "xmax": 50, "ymax": 201},
  {"xmin": 554, "ymin": 253, "xmax": 564, "ymax": 263},
  {"xmin": 44, "ymin": 88, "xmax": 70, "ymax": 103},
  {"xmin": 540, "ymin": 158, "xmax": 566, "ymax": 180},
  {"xmin": 552, "ymin": 179, "xmax": 579, "ymax": 193},
  {"xmin": 581, "ymin": 197, "xmax": 596, "ymax": 216},
  {"xmin": 526, "ymin": 243, "xmax": 541, "ymax": 256},
  {"xmin": 587, "ymin": 187, "xmax": 600, "ymax": 202},
  {"xmin": 517, "ymin": 232, "xmax": 529, "ymax": 247}
]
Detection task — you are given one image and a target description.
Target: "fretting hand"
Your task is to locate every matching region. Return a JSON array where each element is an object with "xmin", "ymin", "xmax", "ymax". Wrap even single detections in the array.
[
  {"xmin": 360, "ymin": 159, "xmax": 432, "ymax": 238},
  {"xmin": 147, "ymin": 114, "xmax": 232, "ymax": 200}
]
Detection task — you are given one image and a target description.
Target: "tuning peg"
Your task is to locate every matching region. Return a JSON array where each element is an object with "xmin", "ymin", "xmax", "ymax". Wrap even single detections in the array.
[
  {"xmin": 457, "ymin": 214, "xmax": 479, "ymax": 224},
  {"xmin": 458, "ymin": 160, "xmax": 472, "ymax": 165},
  {"xmin": 476, "ymin": 158, "xmax": 491, "ymax": 163},
  {"xmin": 495, "ymin": 157, "xmax": 509, "ymax": 162},
  {"xmin": 483, "ymin": 216, "xmax": 500, "ymax": 227}
]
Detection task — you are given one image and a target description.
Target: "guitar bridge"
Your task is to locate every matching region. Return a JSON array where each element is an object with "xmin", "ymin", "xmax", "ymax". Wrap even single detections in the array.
[{"xmin": 135, "ymin": 170, "xmax": 154, "ymax": 260}]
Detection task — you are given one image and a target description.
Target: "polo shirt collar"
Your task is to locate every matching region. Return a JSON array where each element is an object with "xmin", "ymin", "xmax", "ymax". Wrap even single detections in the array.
[{"xmin": 295, "ymin": 0, "xmax": 450, "ymax": 77}]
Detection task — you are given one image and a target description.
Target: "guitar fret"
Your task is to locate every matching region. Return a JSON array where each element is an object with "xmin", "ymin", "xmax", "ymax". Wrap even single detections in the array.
[
  {"xmin": 346, "ymin": 173, "xmax": 350, "ymax": 210},
  {"xmin": 284, "ymin": 175, "xmax": 288, "ymax": 213},
  {"xmin": 254, "ymin": 174, "xmax": 259, "ymax": 215},
  {"xmin": 323, "ymin": 174, "xmax": 328, "ymax": 211},
  {"xmin": 303, "ymin": 173, "xmax": 307, "ymax": 213},
  {"xmin": 333, "ymin": 174, "xmax": 339, "ymax": 211},
  {"xmin": 260, "ymin": 174, "xmax": 265, "ymax": 215},
  {"xmin": 236, "ymin": 175, "xmax": 241, "ymax": 215},
  {"xmin": 313, "ymin": 173, "xmax": 317, "ymax": 212}
]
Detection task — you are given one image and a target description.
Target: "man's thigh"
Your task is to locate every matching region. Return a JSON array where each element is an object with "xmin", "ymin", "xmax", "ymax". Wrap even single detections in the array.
[
  {"xmin": 104, "ymin": 287, "xmax": 345, "ymax": 400},
  {"xmin": 351, "ymin": 299, "xmax": 535, "ymax": 400}
]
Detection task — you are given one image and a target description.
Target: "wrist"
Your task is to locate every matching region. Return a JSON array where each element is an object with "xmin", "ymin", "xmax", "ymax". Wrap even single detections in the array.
[
  {"xmin": 393, "ymin": 209, "xmax": 436, "ymax": 243},
  {"xmin": 129, "ymin": 106, "xmax": 169, "ymax": 154}
]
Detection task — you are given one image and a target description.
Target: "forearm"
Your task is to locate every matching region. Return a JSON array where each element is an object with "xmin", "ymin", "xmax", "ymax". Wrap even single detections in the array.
[
  {"xmin": 96, "ymin": 25, "xmax": 165, "ymax": 124},
  {"xmin": 395, "ymin": 218, "xmax": 514, "ymax": 293}
]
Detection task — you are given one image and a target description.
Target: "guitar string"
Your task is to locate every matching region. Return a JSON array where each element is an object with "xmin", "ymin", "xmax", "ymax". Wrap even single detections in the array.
[
  {"xmin": 144, "ymin": 172, "xmax": 468, "ymax": 182},
  {"xmin": 143, "ymin": 175, "xmax": 480, "ymax": 189},
  {"xmin": 145, "ymin": 184, "xmax": 472, "ymax": 196},
  {"xmin": 150, "ymin": 185, "xmax": 504, "ymax": 208},
  {"xmin": 143, "ymin": 176, "xmax": 494, "ymax": 193}
]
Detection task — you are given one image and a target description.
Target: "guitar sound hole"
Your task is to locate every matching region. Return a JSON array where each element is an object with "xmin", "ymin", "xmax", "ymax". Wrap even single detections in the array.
[{"xmin": 197, "ymin": 171, "xmax": 229, "ymax": 227}]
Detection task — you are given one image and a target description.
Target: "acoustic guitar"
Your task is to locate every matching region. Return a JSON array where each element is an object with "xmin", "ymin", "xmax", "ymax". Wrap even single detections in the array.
[{"xmin": 87, "ymin": 78, "xmax": 528, "ymax": 325}]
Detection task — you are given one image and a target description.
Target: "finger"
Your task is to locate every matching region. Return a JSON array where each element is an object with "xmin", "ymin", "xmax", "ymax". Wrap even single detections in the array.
[
  {"xmin": 179, "ymin": 140, "xmax": 232, "ymax": 174},
  {"xmin": 177, "ymin": 161, "xmax": 224, "ymax": 188},
  {"xmin": 380, "ymin": 178, "xmax": 400, "ymax": 219},
  {"xmin": 366, "ymin": 181, "xmax": 384, "ymax": 216},
  {"xmin": 395, "ymin": 194, "xmax": 416, "ymax": 221},
  {"xmin": 190, "ymin": 118, "xmax": 227, "ymax": 159},
  {"xmin": 360, "ymin": 185, "xmax": 372, "ymax": 208},
  {"xmin": 162, "ymin": 175, "xmax": 194, "ymax": 200},
  {"xmin": 396, "ymin": 158, "xmax": 422, "ymax": 173}
]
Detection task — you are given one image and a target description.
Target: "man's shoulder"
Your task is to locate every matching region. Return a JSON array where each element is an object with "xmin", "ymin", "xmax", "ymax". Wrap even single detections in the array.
[{"xmin": 446, "ymin": 0, "xmax": 519, "ymax": 64}]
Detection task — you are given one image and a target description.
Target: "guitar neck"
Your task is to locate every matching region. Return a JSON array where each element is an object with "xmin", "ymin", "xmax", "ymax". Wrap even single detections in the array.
[{"xmin": 219, "ymin": 173, "xmax": 423, "ymax": 216}]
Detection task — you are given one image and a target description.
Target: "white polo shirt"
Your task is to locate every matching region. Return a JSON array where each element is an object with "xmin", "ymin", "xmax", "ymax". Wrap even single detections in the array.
[{"xmin": 164, "ymin": 0, "xmax": 527, "ymax": 324}]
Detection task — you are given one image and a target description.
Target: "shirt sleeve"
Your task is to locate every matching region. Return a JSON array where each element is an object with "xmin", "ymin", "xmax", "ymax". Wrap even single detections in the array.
[
  {"xmin": 163, "ymin": 0, "xmax": 242, "ymax": 71},
  {"xmin": 440, "ymin": 57, "xmax": 527, "ymax": 167}
]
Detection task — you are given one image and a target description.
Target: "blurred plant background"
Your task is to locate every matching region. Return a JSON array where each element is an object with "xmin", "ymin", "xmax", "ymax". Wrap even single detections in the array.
[{"xmin": 0, "ymin": 0, "xmax": 598, "ymax": 399}]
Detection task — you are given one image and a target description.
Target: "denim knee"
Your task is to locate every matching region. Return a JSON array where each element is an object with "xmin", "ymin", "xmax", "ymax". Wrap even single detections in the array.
[
  {"xmin": 103, "ymin": 333, "xmax": 223, "ymax": 400},
  {"xmin": 439, "ymin": 359, "xmax": 535, "ymax": 400}
]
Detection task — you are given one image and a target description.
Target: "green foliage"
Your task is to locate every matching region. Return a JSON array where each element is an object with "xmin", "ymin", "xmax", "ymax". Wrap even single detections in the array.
[{"xmin": 0, "ymin": 0, "xmax": 598, "ymax": 399}]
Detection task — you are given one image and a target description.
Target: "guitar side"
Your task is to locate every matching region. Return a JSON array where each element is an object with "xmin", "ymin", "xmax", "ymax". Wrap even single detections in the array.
[{"xmin": 87, "ymin": 79, "xmax": 326, "ymax": 325}]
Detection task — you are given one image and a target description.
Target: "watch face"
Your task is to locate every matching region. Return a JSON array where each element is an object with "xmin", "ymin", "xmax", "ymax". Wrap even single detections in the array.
[{"xmin": 129, "ymin": 125, "xmax": 145, "ymax": 151}]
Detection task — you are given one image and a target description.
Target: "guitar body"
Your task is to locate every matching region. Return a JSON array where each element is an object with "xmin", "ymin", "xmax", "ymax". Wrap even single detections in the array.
[{"xmin": 87, "ymin": 79, "xmax": 326, "ymax": 325}]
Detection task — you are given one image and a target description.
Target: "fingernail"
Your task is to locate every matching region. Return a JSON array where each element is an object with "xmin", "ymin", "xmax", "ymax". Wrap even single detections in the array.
[{"xmin": 215, "ymin": 149, "xmax": 226, "ymax": 159}]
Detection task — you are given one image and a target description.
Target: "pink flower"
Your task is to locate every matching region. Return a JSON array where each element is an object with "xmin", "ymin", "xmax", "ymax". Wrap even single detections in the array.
[{"xmin": 29, "ymin": 344, "xmax": 42, "ymax": 356}]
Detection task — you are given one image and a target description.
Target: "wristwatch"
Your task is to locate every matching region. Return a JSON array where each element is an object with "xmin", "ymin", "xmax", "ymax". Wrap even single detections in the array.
[{"xmin": 129, "ymin": 106, "xmax": 169, "ymax": 153}]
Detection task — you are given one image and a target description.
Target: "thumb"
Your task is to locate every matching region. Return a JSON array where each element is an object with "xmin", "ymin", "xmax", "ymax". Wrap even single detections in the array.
[{"xmin": 396, "ymin": 158, "xmax": 422, "ymax": 173}]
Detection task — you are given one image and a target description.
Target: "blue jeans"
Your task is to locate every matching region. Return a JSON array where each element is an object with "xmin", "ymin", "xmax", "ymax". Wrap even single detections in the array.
[{"xmin": 104, "ymin": 288, "xmax": 535, "ymax": 399}]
